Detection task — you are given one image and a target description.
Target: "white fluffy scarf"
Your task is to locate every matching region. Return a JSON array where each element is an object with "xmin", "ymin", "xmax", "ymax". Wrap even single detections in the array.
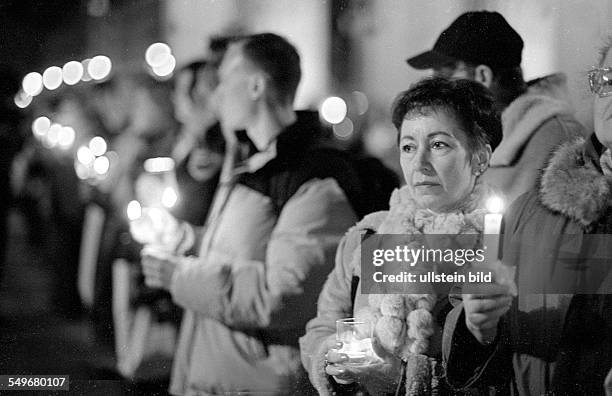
[{"xmin": 354, "ymin": 181, "xmax": 490, "ymax": 393}]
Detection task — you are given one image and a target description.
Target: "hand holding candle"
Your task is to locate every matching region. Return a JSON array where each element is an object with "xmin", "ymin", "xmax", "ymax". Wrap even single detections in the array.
[
  {"xmin": 128, "ymin": 202, "xmax": 182, "ymax": 250},
  {"xmin": 127, "ymin": 156, "xmax": 182, "ymax": 250},
  {"xmin": 482, "ymin": 195, "xmax": 517, "ymax": 297},
  {"xmin": 324, "ymin": 319, "xmax": 401, "ymax": 393},
  {"xmin": 462, "ymin": 195, "xmax": 516, "ymax": 345},
  {"xmin": 335, "ymin": 318, "xmax": 379, "ymax": 366}
]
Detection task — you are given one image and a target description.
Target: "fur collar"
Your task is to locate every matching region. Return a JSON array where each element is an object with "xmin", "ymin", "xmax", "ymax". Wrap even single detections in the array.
[
  {"xmin": 540, "ymin": 137, "xmax": 612, "ymax": 227},
  {"xmin": 491, "ymin": 93, "xmax": 573, "ymax": 166}
]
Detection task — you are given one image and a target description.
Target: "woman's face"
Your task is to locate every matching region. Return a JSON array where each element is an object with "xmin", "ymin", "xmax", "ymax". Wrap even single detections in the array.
[
  {"xmin": 594, "ymin": 46, "xmax": 612, "ymax": 148},
  {"xmin": 399, "ymin": 109, "xmax": 481, "ymax": 212}
]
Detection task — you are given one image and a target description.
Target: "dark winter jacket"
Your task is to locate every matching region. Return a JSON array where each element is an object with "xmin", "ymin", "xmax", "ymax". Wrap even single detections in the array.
[{"xmin": 444, "ymin": 136, "xmax": 612, "ymax": 395}]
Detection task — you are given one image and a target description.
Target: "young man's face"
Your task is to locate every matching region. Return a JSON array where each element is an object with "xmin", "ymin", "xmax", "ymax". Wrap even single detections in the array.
[
  {"xmin": 433, "ymin": 60, "xmax": 474, "ymax": 80},
  {"xmin": 213, "ymin": 43, "xmax": 256, "ymax": 131}
]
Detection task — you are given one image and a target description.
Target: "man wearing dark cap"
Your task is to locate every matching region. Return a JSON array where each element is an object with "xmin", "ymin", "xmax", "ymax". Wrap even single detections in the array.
[{"xmin": 407, "ymin": 11, "xmax": 586, "ymax": 204}]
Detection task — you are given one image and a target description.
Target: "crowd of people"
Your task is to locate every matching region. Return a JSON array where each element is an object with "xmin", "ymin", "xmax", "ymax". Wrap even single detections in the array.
[{"xmin": 1, "ymin": 9, "xmax": 611, "ymax": 396}]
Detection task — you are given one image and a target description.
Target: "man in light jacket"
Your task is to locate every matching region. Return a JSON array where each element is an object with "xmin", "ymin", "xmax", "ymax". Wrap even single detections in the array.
[{"xmin": 141, "ymin": 33, "xmax": 362, "ymax": 395}]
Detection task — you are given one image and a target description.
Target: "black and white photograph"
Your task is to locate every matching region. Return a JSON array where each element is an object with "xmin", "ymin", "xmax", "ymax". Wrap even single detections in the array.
[{"xmin": 1, "ymin": 1, "xmax": 611, "ymax": 394}]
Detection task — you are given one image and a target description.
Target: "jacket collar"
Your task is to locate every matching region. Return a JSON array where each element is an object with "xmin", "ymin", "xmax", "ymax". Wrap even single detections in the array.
[
  {"xmin": 274, "ymin": 110, "xmax": 324, "ymax": 158},
  {"xmin": 233, "ymin": 111, "xmax": 324, "ymax": 174},
  {"xmin": 491, "ymin": 93, "xmax": 573, "ymax": 166},
  {"xmin": 540, "ymin": 134, "xmax": 612, "ymax": 227}
]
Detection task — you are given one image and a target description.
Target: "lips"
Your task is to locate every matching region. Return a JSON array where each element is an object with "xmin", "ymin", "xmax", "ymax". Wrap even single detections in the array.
[{"xmin": 414, "ymin": 181, "xmax": 439, "ymax": 186}]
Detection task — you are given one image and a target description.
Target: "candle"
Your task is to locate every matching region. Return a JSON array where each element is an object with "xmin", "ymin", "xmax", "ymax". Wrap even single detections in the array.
[
  {"xmin": 484, "ymin": 196, "xmax": 504, "ymax": 264},
  {"xmin": 335, "ymin": 318, "xmax": 378, "ymax": 366}
]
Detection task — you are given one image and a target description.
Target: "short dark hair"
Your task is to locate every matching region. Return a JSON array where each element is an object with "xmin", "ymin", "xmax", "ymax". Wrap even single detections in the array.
[
  {"xmin": 209, "ymin": 34, "xmax": 244, "ymax": 69},
  {"xmin": 240, "ymin": 33, "xmax": 301, "ymax": 104},
  {"xmin": 392, "ymin": 77, "xmax": 502, "ymax": 151},
  {"xmin": 176, "ymin": 60, "xmax": 216, "ymax": 100}
]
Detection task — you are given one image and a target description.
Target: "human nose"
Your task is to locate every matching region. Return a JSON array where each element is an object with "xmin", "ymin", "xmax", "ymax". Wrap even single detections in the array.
[{"xmin": 414, "ymin": 146, "xmax": 434, "ymax": 174}]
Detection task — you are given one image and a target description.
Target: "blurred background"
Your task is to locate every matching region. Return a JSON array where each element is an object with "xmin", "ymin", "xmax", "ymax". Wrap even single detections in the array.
[{"xmin": 1, "ymin": 0, "xmax": 611, "ymax": 394}]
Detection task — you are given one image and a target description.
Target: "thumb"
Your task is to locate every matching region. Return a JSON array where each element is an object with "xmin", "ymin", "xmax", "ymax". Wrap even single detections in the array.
[
  {"xmin": 490, "ymin": 260, "xmax": 517, "ymax": 297},
  {"xmin": 371, "ymin": 336, "xmax": 391, "ymax": 362}
]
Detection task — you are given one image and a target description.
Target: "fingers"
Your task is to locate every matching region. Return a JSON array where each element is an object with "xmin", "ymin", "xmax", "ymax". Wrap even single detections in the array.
[
  {"xmin": 325, "ymin": 363, "xmax": 355, "ymax": 383},
  {"xmin": 465, "ymin": 295, "xmax": 513, "ymax": 312},
  {"xmin": 325, "ymin": 349, "xmax": 348, "ymax": 364},
  {"xmin": 463, "ymin": 282, "xmax": 512, "ymax": 296},
  {"xmin": 466, "ymin": 306, "xmax": 509, "ymax": 329},
  {"xmin": 141, "ymin": 255, "xmax": 164, "ymax": 289}
]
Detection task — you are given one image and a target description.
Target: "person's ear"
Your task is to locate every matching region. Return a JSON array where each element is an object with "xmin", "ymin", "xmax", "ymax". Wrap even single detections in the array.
[
  {"xmin": 474, "ymin": 65, "xmax": 494, "ymax": 88},
  {"xmin": 472, "ymin": 144, "xmax": 492, "ymax": 176},
  {"xmin": 247, "ymin": 73, "xmax": 267, "ymax": 100}
]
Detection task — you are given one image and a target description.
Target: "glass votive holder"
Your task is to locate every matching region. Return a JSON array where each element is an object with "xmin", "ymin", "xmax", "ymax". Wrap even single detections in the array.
[{"xmin": 335, "ymin": 318, "xmax": 377, "ymax": 366}]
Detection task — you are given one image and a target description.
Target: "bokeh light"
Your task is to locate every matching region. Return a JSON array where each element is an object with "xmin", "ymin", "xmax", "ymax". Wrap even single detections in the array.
[
  {"xmin": 32, "ymin": 116, "xmax": 51, "ymax": 138},
  {"xmin": 161, "ymin": 187, "xmax": 178, "ymax": 208},
  {"xmin": 14, "ymin": 92, "xmax": 32, "ymax": 109},
  {"xmin": 77, "ymin": 146, "xmax": 95, "ymax": 165},
  {"xmin": 46, "ymin": 123, "xmax": 62, "ymax": 148},
  {"xmin": 75, "ymin": 161, "xmax": 89, "ymax": 180},
  {"xmin": 89, "ymin": 136, "xmax": 107, "ymax": 156},
  {"xmin": 93, "ymin": 155, "xmax": 110, "ymax": 175},
  {"xmin": 58, "ymin": 126, "xmax": 76, "ymax": 149},
  {"xmin": 62, "ymin": 61, "xmax": 84, "ymax": 85},
  {"xmin": 151, "ymin": 54, "xmax": 176, "ymax": 77},
  {"xmin": 144, "ymin": 157, "xmax": 175, "ymax": 173},
  {"xmin": 22, "ymin": 72, "xmax": 43, "ymax": 96},
  {"xmin": 145, "ymin": 43, "xmax": 172, "ymax": 68},
  {"xmin": 126, "ymin": 200, "xmax": 142, "ymax": 221},
  {"xmin": 320, "ymin": 96, "xmax": 347, "ymax": 124},
  {"xmin": 88, "ymin": 56, "xmax": 112, "ymax": 80},
  {"xmin": 43, "ymin": 66, "xmax": 63, "ymax": 90},
  {"xmin": 332, "ymin": 118, "xmax": 354, "ymax": 140}
]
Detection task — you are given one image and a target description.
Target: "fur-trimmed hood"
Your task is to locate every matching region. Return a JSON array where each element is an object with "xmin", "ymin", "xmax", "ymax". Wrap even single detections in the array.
[
  {"xmin": 491, "ymin": 93, "xmax": 574, "ymax": 167},
  {"xmin": 540, "ymin": 136, "xmax": 612, "ymax": 227}
]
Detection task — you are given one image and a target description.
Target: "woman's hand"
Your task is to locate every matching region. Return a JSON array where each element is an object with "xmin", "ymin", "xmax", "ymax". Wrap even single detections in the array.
[
  {"xmin": 141, "ymin": 247, "xmax": 180, "ymax": 290},
  {"xmin": 463, "ymin": 282, "xmax": 513, "ymax": 345},
  {"xmin": 325, "ymin": 337, "xmax": 403, "ymax": 394}
]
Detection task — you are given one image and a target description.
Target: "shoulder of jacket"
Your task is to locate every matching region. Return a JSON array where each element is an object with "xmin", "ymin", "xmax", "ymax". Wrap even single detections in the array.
[{"xmin": 344, "ymin": 211, "xmax": 388, "ymax": 237}]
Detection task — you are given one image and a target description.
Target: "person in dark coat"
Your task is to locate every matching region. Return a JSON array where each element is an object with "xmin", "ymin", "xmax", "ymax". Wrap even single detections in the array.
[{"xmin": 442, "ymin": 39, "xmax": 612, "ymax": 396}]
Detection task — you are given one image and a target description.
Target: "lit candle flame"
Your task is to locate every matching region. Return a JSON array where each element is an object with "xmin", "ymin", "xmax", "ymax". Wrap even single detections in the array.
[{"xmin": 486, "ymin": 195, "xmax": 504, "ymax": 214}]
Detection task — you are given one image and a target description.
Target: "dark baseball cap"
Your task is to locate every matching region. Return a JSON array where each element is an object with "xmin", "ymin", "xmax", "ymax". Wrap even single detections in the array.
[{"xmin": 406, "ymin": 11, "xmax": 523, "ymax": 70}]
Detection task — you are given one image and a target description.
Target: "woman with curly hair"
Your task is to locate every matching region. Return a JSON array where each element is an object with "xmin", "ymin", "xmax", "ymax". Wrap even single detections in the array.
[{"xmin": 300, "ymin": 77, "xmax": 503, "ymax": 395}]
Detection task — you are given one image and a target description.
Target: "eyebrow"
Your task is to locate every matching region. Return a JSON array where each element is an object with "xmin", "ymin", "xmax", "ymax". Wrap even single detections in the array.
[{"xmin": 399, "ymin": 131, "xmax": 455, "ymax": 141}]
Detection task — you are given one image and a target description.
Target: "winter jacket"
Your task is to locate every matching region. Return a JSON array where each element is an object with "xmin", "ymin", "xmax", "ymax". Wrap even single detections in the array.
[
  {"xmin": 483, "ymin": 84, "xmax": 587, "ymax": 205},
  {"xmin": 443, "ymin": 136, "xmax": 612, "ymax": 395},
  {"xmin": 168, "ymin": 112, "xmax": 361, "ymax": 395},
  {"xmin": 300, "ymin": 181, "xmax": 493, "ymax": 395}
]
